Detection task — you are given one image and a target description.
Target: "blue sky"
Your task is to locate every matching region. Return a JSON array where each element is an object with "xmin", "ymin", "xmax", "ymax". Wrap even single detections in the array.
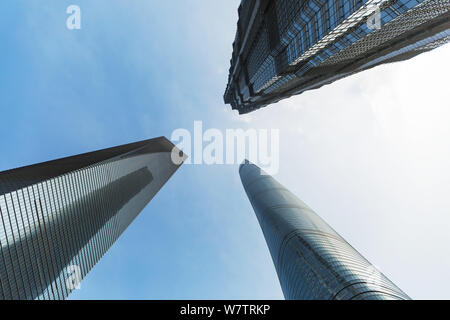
[
  {"xmin": 1, "ymin": 1, "xmax": 449, "ymax": 299},
  {"xmin": 0, "ymin": 0, "xmax": 282, "ymax": 299}
]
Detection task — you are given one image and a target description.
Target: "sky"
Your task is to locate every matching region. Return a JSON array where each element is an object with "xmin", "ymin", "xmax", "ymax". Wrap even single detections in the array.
[{"xmin": 0, "ymin": 0, "xmax": 449, "ymax": 300}]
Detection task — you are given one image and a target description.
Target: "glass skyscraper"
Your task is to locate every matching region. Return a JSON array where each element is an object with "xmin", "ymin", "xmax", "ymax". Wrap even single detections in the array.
[
  {"xmin": 240, "ymin": 161, "xmax": 410, "ymax": 299},
  {"xmin": 224, "ymin": 0, "xmax": 449, "ymax": 113},
  {"xmin": 0, "ymin": 137, "xmax": 186, "ymax": 300}
]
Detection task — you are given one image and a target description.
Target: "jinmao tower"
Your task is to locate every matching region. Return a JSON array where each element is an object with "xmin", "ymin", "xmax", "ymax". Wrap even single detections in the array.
[
  {"xmin": 0, "ymin": 137, "xmax": 186, "ymax": 300},
  {"xmin": 240, "ymin": 161, "xmax": 410, "ymax": 300},
  {"xmin": 224, "ymin": 0, "xmax": 450, "ymax": 113}
]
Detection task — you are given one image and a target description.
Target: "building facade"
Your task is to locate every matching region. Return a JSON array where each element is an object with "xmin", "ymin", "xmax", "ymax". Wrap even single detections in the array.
[
  {"xmin": 224, "ymin": 0, "xmax": 450, "ymax": 113},
  {"xmin": 240, "ymin": 161, "xmax": 410, "ymax": 299},
  {"xmin": 0, "ymin": 137, "xmax": 186, "ymax": 300}
]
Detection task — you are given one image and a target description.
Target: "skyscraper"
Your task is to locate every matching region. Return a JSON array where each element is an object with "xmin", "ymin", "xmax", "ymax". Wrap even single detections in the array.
[
  {"xmin": 240, "ymin": 161, "xmax": 410, "ymax": 299},
  {"xmin": 224, "ymin": 0, "xmax": 450, "ymax": 113},
  {"xmin": 0, "ymin": 137, "xmax": 186, "ymax": 300}
]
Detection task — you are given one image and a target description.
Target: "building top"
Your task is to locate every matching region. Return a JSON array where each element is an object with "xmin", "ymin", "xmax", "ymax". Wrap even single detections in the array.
[{"xmin": 0, "ymin": 137, "xmax": 184, "ymax": 195}]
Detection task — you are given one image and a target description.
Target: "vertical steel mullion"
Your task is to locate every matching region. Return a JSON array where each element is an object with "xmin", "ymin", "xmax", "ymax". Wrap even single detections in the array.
[
  {"xmin": 81, "ymin": 167, "xmax": 102, "ymax": 269},
  {"xmin": 43, "ymin": 180, "xmax": 70, "ymax": 299},
  {"xmin": 98, "ymin": 162, "xmax": 114, "ymax": 258},
  {"xmin": 36, "ymin": 196, "xmax": 61, "ymax": 300},
  {"xmin": 40, "ymin": 182, "xmax": 67, "ymax": 300},
  {"xmin": 79, "ymin": 168, "xmax": 100, "ymax": 272},
  {"xmin": 88, "ymin": 165, "xmax": 107, "ymax": 264},
  {"xmin": 88, "ymin": 164, "xmax": 108, "ymax": 262},
  {"xmin": 100, "ymin": 161, "xmax": 115, "ymax": 255},
  {"xmin": 0, "ymin": 201, "xmax": 5, "ymax": 299},
  {"xmin": 114, "ymin": 161, "xmax": 126, "ymax": 242},
  {"xmin": 22, "ymin": 188, "xmax": 46, "ymax": 300},
  {"xmin": 29, "ymin": 186, "xmax": 56, "ymax": 300},
  {"xmin": 8, "ymin": 192, "xmax": 32, "ymax": 299},
  {"xmin": 30, "ymin": 186, "xmax": 56, "ymax": 300},
  {"xmin": 0, "ymin": 198, "xmax": 15, "ymax": 299},
  {"xmin": 94, "ymin": 162, "xmax": 109, "ymax": 257},
  {"xmin": 15, "ymin": 189, "xmax": 40, "ymax": 300},
  {"xmin": 34, "ymin": 184, "xmax": 61, "ymax": 300},
  {"xmin": 0, "ymin": 240, "xmax": 4, "ymax": 299},
  {"xmin": 50, "ymin": 177, "xmax": 82, "ymax": 298},
  {"xmin": 61, "ymin": 174, "xmax": 89, "ymax": 280},
  {"xmin": 50, "ymin": 178, "xmax": 77, "ymax": 298},
  {"xmin": 2, "ymin": 195, "xmax": 23, "ymax": 299},
  {"xmin": 102, "ymin": 162, "xmax": 116, "ymax": 250},
  {"xmin": 69, "ymin": 171, "xmax": 94, "ymax": 276},
  {"xmin": 108, "ymin": 162, "xmax": 122, "ymax": 249}
]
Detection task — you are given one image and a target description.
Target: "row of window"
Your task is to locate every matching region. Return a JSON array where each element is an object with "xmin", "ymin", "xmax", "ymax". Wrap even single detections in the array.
[{"xmin": 0, "ymin": 155, "xmax": 154, "ymax": 299}]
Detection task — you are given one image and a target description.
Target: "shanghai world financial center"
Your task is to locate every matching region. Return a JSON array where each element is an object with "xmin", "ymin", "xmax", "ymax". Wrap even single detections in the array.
[
  {"xmin": 1, "ymin": 0, "xmax": 449, "ymax": 300},
  {"xmin": 0, "ymin": 138, "xmax": 185, "ymax": 300}
]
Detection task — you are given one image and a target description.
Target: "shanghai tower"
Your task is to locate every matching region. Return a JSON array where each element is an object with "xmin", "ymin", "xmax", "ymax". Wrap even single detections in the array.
[
  {"xmin": 224, "ymin": 0, "xmax": 450, "ymax": 113},
  {"xmin": 0, "ymin": 137, "xmax": 186, "ymax": 300},
  {"xmin": 240, "ymin": 161, "xmax": 410, "ymax": 300}
]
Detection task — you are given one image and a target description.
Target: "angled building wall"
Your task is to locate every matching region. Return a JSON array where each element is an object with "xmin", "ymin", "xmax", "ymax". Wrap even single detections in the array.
[
  {"xmin": 0, "ymin": 137, "xmax": 186, "ymax": 300},
  {"xmin": 225, "ymin": 0, "xmax": 450, "ymax": 114},
  {"xmin": 239, "ymin": 161, "xmax": 410, "ymax": 300}
]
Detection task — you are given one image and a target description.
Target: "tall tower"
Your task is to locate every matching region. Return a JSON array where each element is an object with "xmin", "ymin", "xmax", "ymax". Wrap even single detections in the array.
[
  {"xmin": 239, "ymin": 161, "xmax": 410, "ymax": 300},
  {"xmin": 224, "ymin": 0, "xmax": 450, "ymax": 113},
  {"xmin": 0, "ymin": 137, "xmax": 186, "ymax": 300}
]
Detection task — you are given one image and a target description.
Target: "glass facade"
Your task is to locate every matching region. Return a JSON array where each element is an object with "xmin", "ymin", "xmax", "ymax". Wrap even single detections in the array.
[
  {"xmin": 224, "ymin": 0, "xmax": 450, "ymax": 113},
  {"xmin": 0, "ymin": 137, "xmax": 186, "ymax": 300},
  {"xmin": 240, "ymin": 161, "xmax": 410, "ymax": 300}
]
